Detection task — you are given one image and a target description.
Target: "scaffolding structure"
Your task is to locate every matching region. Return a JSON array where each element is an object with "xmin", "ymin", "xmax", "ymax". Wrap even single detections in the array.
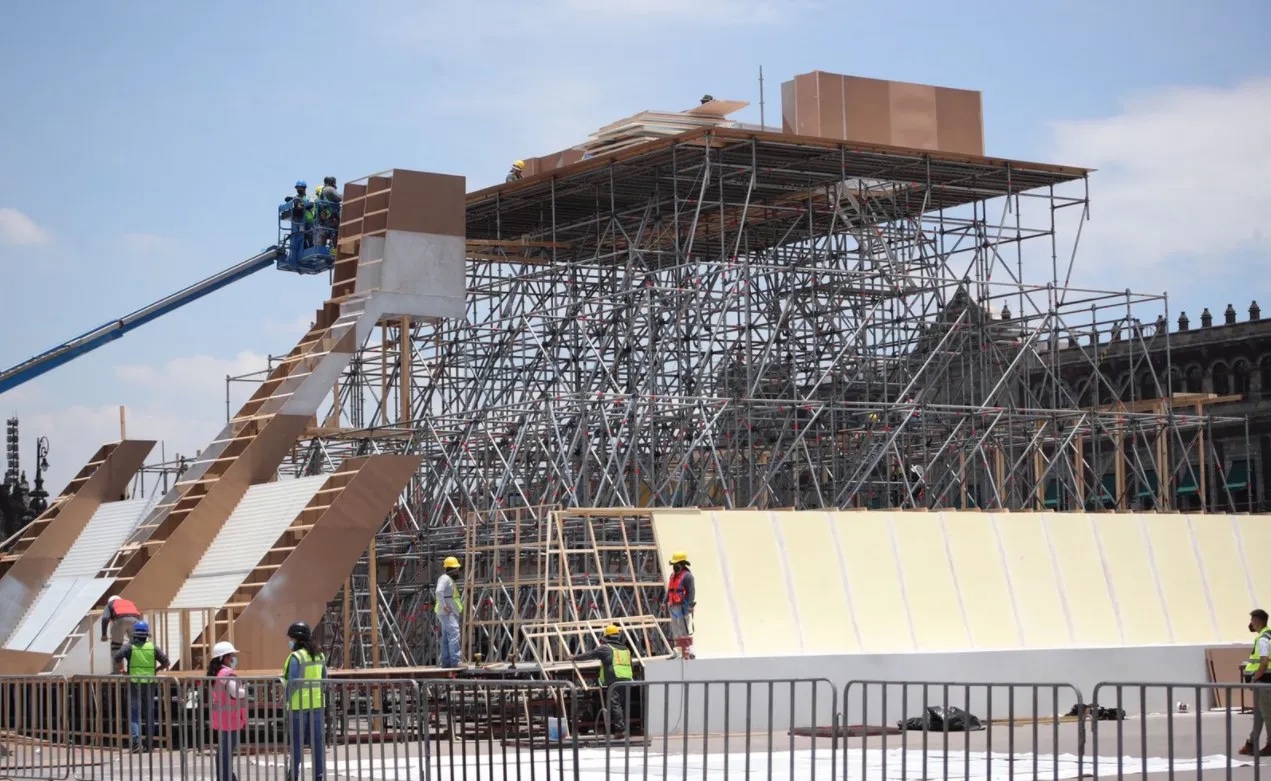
[{"xmin": 223, "ymin": 129, "xmax": 1243, "ymax": 668}]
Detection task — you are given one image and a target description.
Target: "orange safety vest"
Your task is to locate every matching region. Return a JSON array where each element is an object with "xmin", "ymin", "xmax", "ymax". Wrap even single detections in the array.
[
  {"xmin": 668, "ymin": 570, "xmax": 687, "ymax": 605},
  {"xmin": 111, "ymin": 598, "xmax": 141, "ymax": 618}
]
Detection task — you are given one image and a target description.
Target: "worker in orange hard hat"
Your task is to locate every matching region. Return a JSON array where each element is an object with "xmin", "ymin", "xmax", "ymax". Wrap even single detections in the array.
[
  {"xmin": 666, "ymin": 551, "xmax": 696, "ymax": 659},
  {"xmin": 506, "ymin": 160, "xmax": 526, "ymax": 183}
]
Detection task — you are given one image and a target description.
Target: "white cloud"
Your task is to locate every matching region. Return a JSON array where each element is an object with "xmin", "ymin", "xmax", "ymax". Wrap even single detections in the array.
[
  {"xmin": 114, "ymin": 350, "xmax": 271, "ymax": 399},
  {"xmin": 120, "ymin": 232, "xmax": 177, "ymax": 255},
  {"xmin": 0, "ymin": 208, "xmax": 52, "ymax": 246},
  {"xmin": 1046, "ymin": 78, "xmax": 1271, "ymax": 290}
]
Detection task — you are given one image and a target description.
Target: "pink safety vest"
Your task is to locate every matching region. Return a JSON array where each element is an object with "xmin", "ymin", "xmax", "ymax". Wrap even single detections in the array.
[{"xmin": 210, "ymin": 667, "xmax": 247, "ymax": 731}]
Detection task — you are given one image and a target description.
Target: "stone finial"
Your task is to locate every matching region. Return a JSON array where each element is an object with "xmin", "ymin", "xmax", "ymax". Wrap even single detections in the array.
[
  {"xmin": 1224, "ymin": 303, "xmax": 1237, "ymax": 325},
  {"xmin": 1000, "ymin": 304, "xmax": 1011, "ymax": 321},
  {"xmin": 1251, "ymin": 301, "xmax": 1262, "ymax": 321},
  {"xmin": 1155, "ymin": 315, "xmax": 1166, "ymax": 334},
  {"xmin": 1178, "ymin": 311, "xmax": 1189, "ymax": 331},
  {"xmin": 1200, "ymin": 308, "xmax": 1213, "ymax": 328}
]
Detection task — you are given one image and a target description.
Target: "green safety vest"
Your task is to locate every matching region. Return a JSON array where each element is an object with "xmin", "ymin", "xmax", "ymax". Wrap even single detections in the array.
[
  {"xmin": 129, "ymin": 641, "xmax": 157, "ymax": 682},
  {"xmin": 599, "ymin": 646, "xmax": 633, "ymax": 686},
  {"xmin": 434, "ymin": 577, "xmax": 464, "ymax": 614},
  {"xmin": 283, "ymin": 648, "xmax": 326, "ymax": 710},
  {"xmin": 1245, "ymin": 628, "xmax": 1271, "ymax": 675}
]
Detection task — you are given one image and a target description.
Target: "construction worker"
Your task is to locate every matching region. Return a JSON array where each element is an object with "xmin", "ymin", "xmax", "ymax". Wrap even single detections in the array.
[
  {"xmin": 570, "ymin": 625, "xmax": 633, "ymax": 736},
  {"xmin": 207, "ymin": 641, "xmax": 245, "ymax": 781},
  {"xmin": 435, "ymin": 556, "xmax": 464, "ymax": 668},
  {"xmin": 280, "ymin": 180, "xmax": 316, "ymax": 250},
  {"xmin": 1241, "ymin": 609, "xmax": 1271, "ymax": 756},
  {"xmin": 112, "ymin": 620, "xmax": 170, "ymax": 753},
  {"xmin": 283, "ymin": 621, "xmax": 326, "ymax": 781},
  {"xmin": 666, "ymin": 551, "xmax": 696, "ymax": 659},
  {"xmin": 315, "ymin": 176, "xmax": 342, "ymax": 248},
  {"xmin": 100, "ymin": 594, "xmax": 142, "ymax": 655},
  {"xmin": 506, "ymin": 161, "xmax": 525, "ymax": 183}
]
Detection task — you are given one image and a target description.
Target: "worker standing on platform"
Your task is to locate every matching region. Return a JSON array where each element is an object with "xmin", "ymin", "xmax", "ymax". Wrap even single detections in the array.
[
  {"xmin": 570, "ymin": 625, "xmax": 633, "ymax": 737},
  {"xmin": 506, "ymin": 161, "xmax": 525, "ymax": 183},
  {"xmin": 1241, "ymin": 609, "xmax": 1271, "ymax": 756},
  {"xmin": 207, "ymin": 641, "xmax": 246, "ymax": 781},
  {"xmin": 666, "ymin": 551, "xmax": 696, "ymax": 660},
  {"xmin": 280, "ymin": 180, "xmax": 316, "ymax": 249},
  {"xmin": 100, "ymin": 594, "xmax": 142, "ymax": 656},
  {"xmin": 315, "ymin": 176, "xmax": 342, "ymax": 248},
  {"xmin": 113, "ymin": 620, "xmax": 170, "ymax": 753},
  {"xmin": 283, "ymin": 621, "xmax": 327, "ymax": 781},
  {"xmin": 435, "ymin": 556, "xmax": 464, "ymax": 668}
]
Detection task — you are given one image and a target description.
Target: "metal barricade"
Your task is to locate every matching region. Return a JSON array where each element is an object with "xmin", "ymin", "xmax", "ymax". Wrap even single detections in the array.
[
  {"xmin": 178, "ymin": 675, "xmax": 287, "ymax": 781},
  {"xmin": 68, "ymin": 673, "xmax": 182, "ymax": 781},
  {"xmin": 419, "ymin": 677, "xmax": 579, "ymax": 781},
  {"xmin": 1089, "ymin": 680, "xmax": 1271, "ymax": 780},
  {"xmin": 0, "ymin": 675, "xmax": 69, "ymax": 781},
  {"xmin": 842, "ymin": 680, "xmax": 1086, "ymax": 781},
  {"xmin": 607, "ymin": 678, "xmax": 838, "ymax": 780}
]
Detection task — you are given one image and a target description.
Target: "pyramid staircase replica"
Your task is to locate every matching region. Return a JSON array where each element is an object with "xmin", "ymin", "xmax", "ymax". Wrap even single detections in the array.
[{"xmin": 21, "ymin": 169, "xmax": 468, "ymax": 673}]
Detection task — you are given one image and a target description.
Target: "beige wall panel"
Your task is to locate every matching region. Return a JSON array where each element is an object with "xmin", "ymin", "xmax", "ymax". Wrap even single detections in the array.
[
  {"xmin": 1189, "ymin": 514, "xmax": 1255, "ymax": 643},
  {"xmin": 715, "ymin": 510, "xmax": 799, "ymax": 656},
  {"xmin": 650, "ymin": 510, "xmax": 741, "ymax": 657},
  {"xmin": 887, "ymin": 82, "xmax": 940, "ymax": 150},
  {"xmin": 943, "ymin": 511, "xmax": 1019, "ymax": 650},
  {"xmin": 1141, "ymin": 515, "xmax": 1217, "ymax": 644},
  {"xmin": 1095, "ymin": 515, "xmax": 1170, "ymax": 645},
  {"xmin": 832, "ymin": 512, "xmax": 912, "ymax": 652},
  {"xmin": 994, "ymin": 514, "xmax": 1071, "ymax": 648},
  {"xmin": 1044, "ymin": 514, "xmax": 1121, "ymax": 646},
  {"xmin": 1234, "ymin": 516, "xmax": 1271, "ymax": 612},
  {"xmin": 773, "ymin": 511, "xmax": 858, "ymax": 654},
  {"xmin": 889, "ymin": 512, "xmax": 967, "ymax": 650}
]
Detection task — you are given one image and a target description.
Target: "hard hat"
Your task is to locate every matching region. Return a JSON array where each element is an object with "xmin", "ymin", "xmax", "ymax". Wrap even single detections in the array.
[
  {"xmin": 210, "ymin": 641, "xmax": 238, "ymax": 660},
  {"xmin": 324, "ymin": 176, "xmax": 336, "ymax": 186},
  {"xmin": 286, "ymin": 621, "xmax": 311, "ymax": 641},
  {"xmin": 669, "ymin": 551, "xmax": 689, "ymax": 565},
  {"xmin": 133, "ymin": 620, "xmax": 150, "ymax": 635},
  {"xmin": 295, "ymin": 180, "xmax": 307, "ymax": 188},
  {"xmin": 443, "ymin": 556, "xmax": 461, "ymax": 569},
  {"xmin": 512, "ymin": 160, "xmax": 525, "ymax": 170},
  {"xmin": 603, "ymin": 624, "xmax": 620, "ymax": 637}
]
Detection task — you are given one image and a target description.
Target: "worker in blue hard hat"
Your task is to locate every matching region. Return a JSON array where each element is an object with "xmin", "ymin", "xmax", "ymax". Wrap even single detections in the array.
[
  {"xmin": 280, "ymin": 180, "xmax": 316, "ymax": 249},
  {"xmin": 113, "ymin": 619, "xmax": 171, "ymax": 753}
]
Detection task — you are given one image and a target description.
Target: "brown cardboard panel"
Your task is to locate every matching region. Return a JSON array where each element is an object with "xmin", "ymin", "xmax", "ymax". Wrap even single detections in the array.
[
  {"xmin": 1208, "ymin": 645, "xmax": 1252, "ymax": 709},
  {"xmin": 935, "ymin": 87, "xmax": 985, "ymax": 157},
  {"xmin": 887, "ymin": 81, "xmax": 940, "ymax": 151},
  {"xmin": 230, "ymin": 455, "xmax": 421, "ymax": 670},
  {"xmin": 0, "ymin": 648, "xmax": 53, "ymax": 675},
  {"xmin": 815, "ymin": 72, "xmax": 846, "ymax": 142},
  {"xmin": 118, "ymin": 416, "xmax": 312, "ymax": 609},
  {"xmin": 384, "ymin": 170, "xmax": 466, "ymax": 238},
  {"xmin": 780, "ymin": 78, "xmax": 797, "ymax": 135},
  {"xmin": 0, "ymin": 440, "xmax": 154, "ymax": 640}
]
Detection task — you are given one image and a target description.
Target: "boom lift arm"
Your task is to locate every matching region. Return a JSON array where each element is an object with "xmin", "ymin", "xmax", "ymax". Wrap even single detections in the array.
[{"xmin": 0, "ymin": 246, "xmax": 284, "ymax": 396}]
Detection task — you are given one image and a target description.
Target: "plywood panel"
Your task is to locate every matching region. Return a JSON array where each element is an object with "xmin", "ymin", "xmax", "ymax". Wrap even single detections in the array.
[
  {"xmin": 1095, "ymin": 515, "xmax": 1170, "ymax": 645},
  {"xmin": 995, "ymin": 513, "xmax": 1071, "ymax": 648},
  {"xmin": 715, "ymin": 510, "xmax": 798, "ymax": 656},
  {"xmin": 1234, "ymin": 516, "xmax": 1271, "ymax": 611},
  {"xmin": 651, "ymin": 510, "xmax": 739, "ymax": 657},
  {"xmin": 889, "ymin": 512, "xmax": 967, "ymax": 651},
  {"xmin": 944, "ymin": 511, "xmax": 1018, "ymax": 650},
  {"xmin": 833, "ymin": 511, "xmax": 912, "ymax": 653},
  {"xmin": 1045, "ymin": 514, "xmax": 1121, "ymax": 646},
  {"xmin": 773, "ymin": 511, "xmax": 857, "ymax": 654},
  {"xmin": 1190, "ymin": 515, "xmax": 1255, "ymax": 644},
  {"xmin": 1142, "ymin": 514, "xmax": 1216, "ymax": 643}
]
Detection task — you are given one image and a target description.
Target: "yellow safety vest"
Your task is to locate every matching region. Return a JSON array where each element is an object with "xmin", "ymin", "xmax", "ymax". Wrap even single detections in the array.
[
  {"xmin": 599, "ymin": 646, "xmax": 633, "ymax": 686},
  {"xmin": 1246, "ymin": 628, "xmax": 1271, "ymax": 675},
  {"xmin": 283, "ymin": 648, "xmax": 326, "ymax": 710},
  {"xmin": 433, "ymin": 577, "xmax": 464, "ymax": 614}
]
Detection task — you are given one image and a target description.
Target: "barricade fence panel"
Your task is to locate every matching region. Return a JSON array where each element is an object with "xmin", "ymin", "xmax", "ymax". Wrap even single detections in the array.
[
  {"xmin": 842, "ymin": 680, "xmax": 1086, "ymax": 781},
  {"xmin": 9, "ymin": 674, "xmax": 1271, "ymax": 780}
]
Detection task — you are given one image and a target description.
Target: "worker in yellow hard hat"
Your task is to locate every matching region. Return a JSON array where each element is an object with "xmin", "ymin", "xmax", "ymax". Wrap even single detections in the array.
[
  {"xmin": 506, "ymin": 160, "xmax": 526, "ymax": 183},
  {"xmin": 435, "ymin": 556, "xmax": 464, "ymax": 668},
  {"xmin": 570, "ymin": 624, "xmax": 633, "ymax": 736},
  {"xmin": 666, "ymin": 551, "xmax": 696, "ymax": 660}
]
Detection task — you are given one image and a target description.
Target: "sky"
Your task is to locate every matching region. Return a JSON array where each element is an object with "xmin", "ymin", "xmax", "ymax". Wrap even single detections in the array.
[{"xmin": 0, "ymin": 0, "xmax": 1268, "ymax": 491}]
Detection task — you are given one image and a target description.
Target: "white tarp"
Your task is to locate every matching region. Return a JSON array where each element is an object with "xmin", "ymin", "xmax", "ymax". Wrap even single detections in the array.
[{"xmin": 5, "ymin": 576, "xmax": 112, "ymax": 653}]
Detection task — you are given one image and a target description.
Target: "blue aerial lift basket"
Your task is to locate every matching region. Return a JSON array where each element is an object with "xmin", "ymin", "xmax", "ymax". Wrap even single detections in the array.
[{"xmin": 275, "ymin": 198, "xmax": 336, "ymax": 275}]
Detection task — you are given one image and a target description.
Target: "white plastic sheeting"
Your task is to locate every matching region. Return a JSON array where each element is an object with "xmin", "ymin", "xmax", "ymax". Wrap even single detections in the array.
[
  {"xmin": 54, "ymin": 498, "xmax": 149, "ymax": 579},
  {"xmin": 4, "ymin": 576, "xmax": 112, "ymax": 653}
]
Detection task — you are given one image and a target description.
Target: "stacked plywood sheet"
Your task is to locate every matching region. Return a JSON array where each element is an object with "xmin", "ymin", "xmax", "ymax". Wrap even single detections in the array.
[{"xmin": 576, "ymin": 99, "xmax": 749, "ymax": 157}]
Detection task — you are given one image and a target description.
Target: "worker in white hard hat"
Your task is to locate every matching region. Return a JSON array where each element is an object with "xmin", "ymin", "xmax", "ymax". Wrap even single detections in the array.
[
  {"xmin": 666, "ymin": 551, "xmax": 696, "ymax": 659},
  {"xmin": 100, "ymin": 594, "xmax": 142, "ymax": 655},
  {"xmin": 435, "ymin": 556, "xmax": 465, "ymax": 668},
  {"xmin": 206, "ymin": 641, "xmax": 245, "ymax": 781},
  {"xmin": 506, "ymin": 160, "xmax": 526, "ymax": 183}
]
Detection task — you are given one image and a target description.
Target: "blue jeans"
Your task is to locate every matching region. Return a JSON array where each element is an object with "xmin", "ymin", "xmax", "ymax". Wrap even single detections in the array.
[
  {"xmin": 128, "ymin": 683, "xmax": 158, "ymax": 744},
  {"xmin": 289, "ymin": 710, "xmax": 325, "ymax": 780},
  {"xmin": 439, "ymin": 614, "xmax": 461, "ymax": 667},
  {"xmin": 215, "ymin": 730, "xmax": 239, "ymax": 781}
]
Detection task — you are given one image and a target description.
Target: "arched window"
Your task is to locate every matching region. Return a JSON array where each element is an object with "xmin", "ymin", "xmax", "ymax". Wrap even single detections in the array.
[
  {"xmin": 1212, "ymin": 361, "xmax": 1231, "ymax": 396},
  {"xmin": 1233, "ymin": 359, "xmax": 1252, "ymax": 397},
  {"xmin": 1185, "ymin": 365, "xmax": 1204, "ymax": 394},
  {"xmin": 1167, "ymin": 367, "xmax": 1183, "ymax": 397},
  {"xmin": 1139, "ymin": 372, "xmax": 1158, "ymax": 400},
  {"xmin": 1260, "ymin": 356, "xmax": 1271, "ymax": 390}
]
